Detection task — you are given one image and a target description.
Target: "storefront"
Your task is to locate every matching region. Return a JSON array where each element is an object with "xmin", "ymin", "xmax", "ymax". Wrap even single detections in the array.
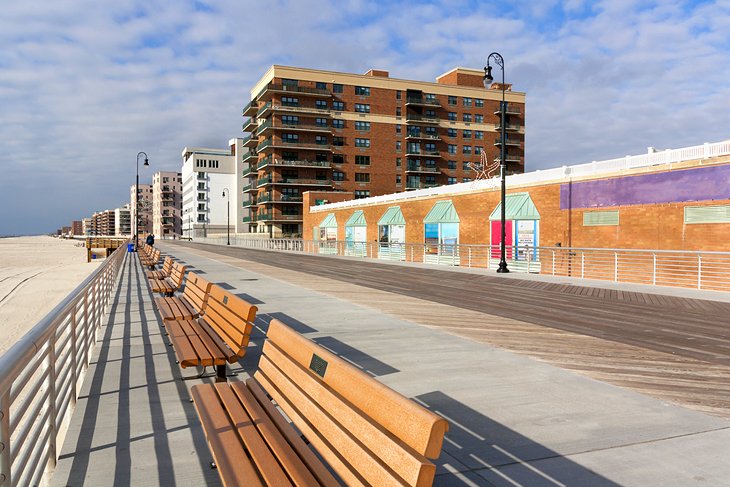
[
  {"xmin": 344, "ymin": 210, "xmax": 367, "ymax": 257},
  {"xmin": 377, "ymin": 206, "xmax": 406, "ymax": 260},
  {"xmin": 489, "ymin": 192, "xmax": 540, "ymax": 263},
  {"xmin": 423, "ymin": 200, "xmax": 460, "ymax": 264},
  {"xmin": 316, "ymin": 213, "xmax": 338, "ymax": 254}
]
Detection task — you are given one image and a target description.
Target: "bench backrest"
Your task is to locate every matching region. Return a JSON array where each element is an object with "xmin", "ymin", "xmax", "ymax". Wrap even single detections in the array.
[
  {"xmin": 159, "ymin": 257, "xmax": 174, "ymax": 275},
  {"xmin": 169, "ymin": 263, "xmax": 187, "ymax": 289},
  {"xmin": 256, "ymin": 319, "xmax": 449, "ymax": 487},
  {"xmin": 202, "ymin": 285, "xmax": 257, "ymax": 357},
  {"xmin": 182, "ymin": 272, "xmax": 213, "ymax": 313}
]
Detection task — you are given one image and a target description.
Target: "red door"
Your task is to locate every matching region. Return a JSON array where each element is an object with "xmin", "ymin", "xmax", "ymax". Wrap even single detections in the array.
[{"xmin": 490, "ymin": 220, "xmax": 513, "ymax": 259}]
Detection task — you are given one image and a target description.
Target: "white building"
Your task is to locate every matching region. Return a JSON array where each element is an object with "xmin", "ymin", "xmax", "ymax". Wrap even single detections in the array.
[
  {"xmin": 152, "ymin": 171, "xmax": 183, "ymax": 239},
  {"xmin": 181, "ymin": 146, "xmax": 238, "ymax": 238},
  {"xmin": 114, "ymin": 204, "xmax": 131, "ymax": 236}
]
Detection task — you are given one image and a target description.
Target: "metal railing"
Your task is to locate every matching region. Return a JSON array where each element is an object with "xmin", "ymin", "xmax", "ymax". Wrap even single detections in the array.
[
  {"xmin": 0, "ymin": 242, "xmax": 127, "ymax": 486},
  {"xmin": 188, "ymin": 238, "xmax": 730, "ymax": 291}
]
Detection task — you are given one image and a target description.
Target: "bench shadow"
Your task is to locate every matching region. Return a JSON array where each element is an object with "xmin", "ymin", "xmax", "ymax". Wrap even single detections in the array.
[
  {"xmin": 416, "ymin": 391, "xmax": 621, "ymax": 486},
  {"xmin": 260, "ymin": 311, "xmax": 317, "ymax": 334},
  {"xmin": 235, "ymin": 293, "xmax": 264, "ymax": 305},
  {"xmin": 312, "ymin": 336, "xmax": 399, "ymax": 377},
  {"xmin": 215, "ymin": 282, "xmax": 235, "ymax": 290}
]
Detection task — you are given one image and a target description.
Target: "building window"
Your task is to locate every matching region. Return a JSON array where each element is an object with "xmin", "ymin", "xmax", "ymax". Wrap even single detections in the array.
[
  {"xmin": 355, "ymin": 155, "xmax": 370, "ymax": 165},
  {"xmin": 463, "ymin": 161, "xmax": 471, "ymax": 171},
  {"xmin": 332, "ymin": 154, "xmax": 344, "ymax": 164},
  {"xmin": 448, "ymin": 95, "xmax": 457, "ymax": 105},
  {"xmin": 584, "ymin": 210, "xmax": 620, "ymax": 226},
  {"xmin": 281, "ymin": 96, "xmax": 298, "ymax": 106},
  {"xmin": 463, "ymin": 97, "xmax": 472, "ymax": 107},
  {"xmin": 448, "ymin": 160, "xmax": 457, "ymax": 170},
  {"xmin": 424, "ymin": 142, "xmax": 437, "ymax": 153},
  {"xmin": 333, "ymin": 171, "xmax": 345, "ymax": 181},
  {"xmin": 354, "ymin": 190, "xmax": 370, "ymax": 199},
  {"xmin": 354, "ymin": 121, "xmax": 370, "ymax": 131},
  {"xmin": 424, "ymin": 126, "xmax": 437, "ymax": 136},
  {"xmin": 282, "ymin": 151, "xmax": 297, "ymax": 160},
  {"xmin": 475, "ymin": 146, "xmax": 483, "ymax": 155},
  {"xmin": 396, "ymin": 174, "xmax": 401, "ymax": 184},
  {"xmin": 333, "ymin": 83, "xmax": 344, "ymax": 93},
  {"xmin": 463, "ymin": 145, "xmax": 472, "ymax": 154},
  {"xmin": 355, "ymin": 173, "xmax": 370, "ymax": 183},
  {"xmin": 396, "ymin": 90, "xmax": 402, "ymax": 100},
  {"xmin": 282, "ymin": 133, "xmax": 299, "ymax": 143},
  {"xmin": 463, "ymin": 113, "xmax": 472, "ymax": 123},
  {"xmin": 395, "ymin": 140, "xmax": 401, "ymax": 151},
  {"xmin": 332, "ymin": 100, "xmax": 344, "ymax": 111},
  {"xmin": 197, "ymin": 182, "xmax": 205, "ymax": 190},
  {"xmin": 395, "ymin": 124, "xmax": 401, "ymax": 134},
  {"xmin": 332, "ymin": 119, "xmax": 345, "ymax": 129},
  {"xmin": 396, "ymin": 107, "xmax": 402, "ymax": 116},
  {"xmin": 281, "ymin": 115, "xmax": 299, "ymax": 125},
  {"xmin": 463, "ymin": 177, "xmax": 472, "ymax": 182},
  {"xmin": 315, "ymin": 81, "xmax": 327, "ymax": 90},
  {"xmin": 282, "ymin": 78, "xmax": 298, "ymax": 87},
  {"xmin": 448, "ymin": 177, "xmax": 457, "ymax": 185},
  {"xmin": 315, "ymin": 118, "xmax": 328, "ymax": 127},
  {"xmin": 448, "ymin": 144, "xmax": 457, "ymax": 154},
  {"xmin": 463, "ymin": 130, "xmax": 472, "ymax": 139},
  {"xmin": 332, "ymin": 136, "xmax": 344, "ymax": 147},
  {"xmin": 315, "ymin": 99, "xmax": 328, "ymax": 109},
  {"xmin": 684, "ymin": 205, "xmax": 730, "ymax": 224},
  {"xmin": 355, "ymin": 138, "xmax": 370, "ymax": 148},
  {"xmin": 197, "ymin": 203, "xmax": 205, "ymax": 211},
  {"xmin": 447, "ymin": 128, "xmax": 457, "ymax": 137},
  {"xmin": 354, "ymin": 103, "xmax": 370, "ymax": 113},
  {"xmin": 198, "ymin": 193, "xmax": 205, "ymax": 200},
  {"xmin": 315, "ymin": 135, "xmax": 328, "ymax": 145},
  {"xmin": 448, "ymin": 112, "xmax": 457, "ymax": 121},
  {"xmin": 396, "ymin": 157, "xmax": 401, "ymax": 167},
  {"xmin": 475, "ymin": 130, "xmax": 484, "ymax": 140},
  {"xmin": 475, "ymin": 98, "xmax": 484, "ymax": 107},
  {"xmin": 475, "ymin": 114, "xmax": 484, "ymax": 123},
  {"xmin": 355, "ymin": 86, "xmax": 370, "ymax": 96}
]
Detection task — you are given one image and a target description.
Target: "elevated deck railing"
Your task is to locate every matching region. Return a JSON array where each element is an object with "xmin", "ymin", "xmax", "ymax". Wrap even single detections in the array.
[
  {"xmin": 189, "ymin": 237, "xmax": 730, "ymax": 292},
  {"xmin": 0, "ymin": 242, "xmax": 128, "ymax": 486}
]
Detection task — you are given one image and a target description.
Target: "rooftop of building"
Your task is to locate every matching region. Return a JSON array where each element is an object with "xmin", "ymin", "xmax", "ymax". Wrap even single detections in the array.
[{"xmin": 310, "ymin": 139, "xmax": 730, "ymax": 212}]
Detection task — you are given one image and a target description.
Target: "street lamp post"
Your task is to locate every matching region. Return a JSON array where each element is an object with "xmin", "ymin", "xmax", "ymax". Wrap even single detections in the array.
[
  {"xmin": 222, "ymin": 188, "xmax": 230, "ymax": 245},
  {"xmin": 484, "ymin": 52, "xmax": 509, "ymax": 273},
  {"xmin": 135, "ymin": 151, "xmax": 149, "ymax": 251}
]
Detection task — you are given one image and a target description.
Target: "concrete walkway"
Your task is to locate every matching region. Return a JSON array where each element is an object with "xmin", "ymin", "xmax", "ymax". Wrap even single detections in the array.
[{"xmin": 51, "ymin": 245, "xmax": 730, "ymax": 486}]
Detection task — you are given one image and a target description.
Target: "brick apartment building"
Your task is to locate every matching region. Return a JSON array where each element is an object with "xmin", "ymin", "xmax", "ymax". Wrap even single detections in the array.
[
  {"xmin": 241, "ymin": 65, "xmax": 526, "ymax": 238},
  {"xmin": 152, "ymin": 171, "xmax": 183, "ymax": 239},
  {"xmin": 130, "ymin": 184, "xmax": 153, "ymax": 237},
  {"xmin": 71, "ymin": 220, "xmax": 83, "ymax": 236}
]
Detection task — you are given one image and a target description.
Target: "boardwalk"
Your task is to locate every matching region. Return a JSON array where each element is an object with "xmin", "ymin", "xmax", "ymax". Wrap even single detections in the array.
[{"xmin": 50, "ymin": 242, "xmax": 730, "ymax": 486}]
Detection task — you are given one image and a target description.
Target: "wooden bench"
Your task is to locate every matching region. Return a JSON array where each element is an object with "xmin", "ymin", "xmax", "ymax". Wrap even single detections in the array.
[
  {"xmin": 191, "ymin": 319, "xmax": 449, "ymax": 486},
  {"xmin": 140, "ymin": 247, "xmax": 161, "ymax": 269},
  {"xmin": 167, "ymin": 284, "xmax": 257, "ymax": 380},
  {"xmin": 155, "ymin": 271, "xmax": 212, "ymax": 321},
  {"xmin": 149, "ymin": 262, "xmax": 186, "ymax": 296},
  {"xmin": 147, "ymin": 256, "xmax": 174, "ymax": 279}
]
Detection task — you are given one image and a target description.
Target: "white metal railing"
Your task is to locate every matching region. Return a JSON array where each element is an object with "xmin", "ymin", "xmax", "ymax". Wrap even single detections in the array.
[
  {"xmin": 311, "ymin": 140, "xmax": 730, "ymax": 213},
  {"xmin": 0, "ymin": 243, "xmax": 127, "ymax": 486},
  {"xmin": 188, "ymin": 237, "xmax": 730, "ymax": 292}
]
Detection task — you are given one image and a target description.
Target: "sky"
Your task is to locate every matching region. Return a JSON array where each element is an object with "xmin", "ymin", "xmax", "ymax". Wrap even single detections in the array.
[{"xmin": 1, "ymin": 0, "xmax": 728, "ymax": 235}]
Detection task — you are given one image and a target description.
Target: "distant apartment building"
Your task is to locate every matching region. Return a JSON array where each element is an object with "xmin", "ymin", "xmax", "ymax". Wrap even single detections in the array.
[
  {"xmin": 71, "ymin": 220, "xmax": 83, "ymax": 236},
  {"xmin": 130, "ymin": 184, "xmax": 153, "ymax": 237},
  {"xmin": 152, "ymin": 171, "xmax": 183, "ymax": 239},
  {"xmin": 92, "ymin": 209, "xmax": 115, "ymax": 236},
  {"xmin": 181, "ymin": 146, "xmax": 237, "ymax": 239},
  {"xmin": 240, "ymin": 65, "xmax": 526, "ymax": 237},
  {"xmin": 114, "ymin": 204, "xmax": 131, "ymax": 236},
  {"xmin": 82, "ymin": 218, "xmax": 92, "ymax": 236}
]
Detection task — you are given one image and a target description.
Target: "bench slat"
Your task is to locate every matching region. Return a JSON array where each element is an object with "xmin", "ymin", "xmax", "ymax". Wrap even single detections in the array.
[
  {"xmin": 262, "ymin": 340, "xmax": 434, "ymax": 484},
  {"xmin": 197, "ymin": 320, "xmax": 236, "ymax": 364},
  {"xmin": 245, "ymin": 378, "xmax": 341, "ymax": 487},
  {"xmin": 168, "ymin": 320, "xmax": 215, "ymax": 367},
  {"xmin": 213, "ymin": 383, "xmax": 294, "ymax": 487},
  {"xmin": 190, "ymin": 385, "xmax": 266, "ymax": 487}
]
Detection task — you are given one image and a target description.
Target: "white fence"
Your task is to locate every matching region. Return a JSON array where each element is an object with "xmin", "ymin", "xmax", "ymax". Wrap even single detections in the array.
[
  {"xmin": 190, "ymin": 237, "xmax": 730, "ymax": 292},
  {"xmin": 0, "ymin": 243, "xmax": 127, "ymax": 486}
]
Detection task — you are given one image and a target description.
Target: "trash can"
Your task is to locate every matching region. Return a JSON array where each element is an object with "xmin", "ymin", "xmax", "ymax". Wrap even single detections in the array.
[{"xmin": 127, "ymin": 243, "xmax": 135, "ymax": 253}]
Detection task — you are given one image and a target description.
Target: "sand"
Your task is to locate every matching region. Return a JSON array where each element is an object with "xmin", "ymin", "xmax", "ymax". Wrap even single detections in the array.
[{"xmin": 0, "ymin": 236, "xmax": 101, "ymax": 356}]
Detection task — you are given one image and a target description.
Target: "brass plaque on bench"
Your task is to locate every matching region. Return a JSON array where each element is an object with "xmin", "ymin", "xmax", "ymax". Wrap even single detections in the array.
[{"xmin": 309, "ymin": 354, "xmax": 328, "ymax": 378}]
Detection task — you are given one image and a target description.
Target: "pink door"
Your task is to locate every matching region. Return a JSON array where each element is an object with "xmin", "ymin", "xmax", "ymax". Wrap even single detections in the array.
[{"xmin": 490, "ymin": 220, "xmax": 513, "ymax": 259}]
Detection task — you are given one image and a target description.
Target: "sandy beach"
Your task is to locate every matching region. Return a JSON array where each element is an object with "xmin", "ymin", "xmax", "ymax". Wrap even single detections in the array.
[{"xmin": 0, "ymin": 236, "xmax": 101, "ymax": 356}]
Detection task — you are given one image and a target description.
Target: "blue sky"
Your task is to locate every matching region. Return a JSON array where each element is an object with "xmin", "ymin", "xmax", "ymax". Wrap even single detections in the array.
[{"xmin": 1, "ymin": 0, "xmax": 728, "ymax": 235}]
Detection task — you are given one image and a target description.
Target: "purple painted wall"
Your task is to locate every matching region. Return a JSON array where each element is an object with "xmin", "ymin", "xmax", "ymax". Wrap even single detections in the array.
[{"xmin": 560, "ymin": 164, "xmax": 730, "ymax": 209}]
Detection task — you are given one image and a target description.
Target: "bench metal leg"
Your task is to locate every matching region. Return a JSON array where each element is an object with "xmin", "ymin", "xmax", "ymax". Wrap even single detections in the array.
[
  {"xmin": 215, "ymin": 365, "xmax": 227, "ymax": 382},
  {"xmin": 181, "ymin": 366, "xmax": 216, "ymax": 381}
]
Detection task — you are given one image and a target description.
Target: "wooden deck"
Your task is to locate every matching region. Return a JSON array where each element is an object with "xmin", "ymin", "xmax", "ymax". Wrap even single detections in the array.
[{"xmin": 170, "ymin": 241, "xmax": 730, "ymax": 418}]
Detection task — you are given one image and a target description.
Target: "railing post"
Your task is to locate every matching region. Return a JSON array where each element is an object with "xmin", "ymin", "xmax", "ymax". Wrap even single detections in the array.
[
  {"xmin": 614, "ymin": 252, "xmax": 618, "ymax": 281},
  {"xmin": 653, "ymin": 254, "xmax": 657, "ymax": 285},
  {"xmin": 552, "ymin": 250, "xmax": 555, "ymax": 275},
  {"xmin": 698, "ymin": 254, "xmax": 702, "ymax": 290},
  {"xmin": 48, "ymin": 334, "xmax": 58, "ymax": 468},
  {"xmin": 581, "ymin": 253, "xmax": 585, "ymax": 279},
  {"xmin": 526, "ymin": 246, "xmax": 531, "ymax": 273},
  {"xmin": 71, "ymin": 307, "xmax": 78, "ymax": 400},
  {"xmin": 468, "ymin": 247, "xmax": 472, "ymax": 268},
  {"xmin": 0, "ymin": 390, "xmax": 9, "ymax": 487}
]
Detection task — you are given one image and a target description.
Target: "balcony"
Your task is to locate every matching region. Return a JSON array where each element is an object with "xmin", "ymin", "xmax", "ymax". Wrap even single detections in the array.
[
  {"xmin": 494, "ymin": 122, "xmax": 522, "ymax": 132},
  {"xmin": 256, "ymin": 212, "xmax": 303, "ymax": 222},
  {"xmin": 242, "ymin": 198, "xmax": 256, "ymax": 208},
  {"xmin": 405, "ymin": 114, "xmax": 440, "ymax": 124},
  {"xmin": 494, "ymin": 138, "xmax": 523, "ymax": 148},
  {"xmin": 242, "ymin": 216, "xmax": 254, "ymax": 223},
  {"xmin": 406, "ymin": 164, "xmax": 440, "ymax": 174},
  {"xmin": 242, "ymin": 100, "xmax": 257, "ymax": 117},
  {"xmin": 406, "ymin": 131, "xmax": 441, "ymax": 141},
  {"xmin": 242, "ymin": 117, "xmax": 257, "ymax": 133},
  {"xmin": 242, "ymin": 150, "xmax": 257, "ymax": 163},
  {"xmin": 256, "ymin": 176, "xmax": 272, "ymax": 188},
  {"xmin": 260, "ymin": 140, "xmax": 333, "ymax": 152},
  {"xmin": 242, "ymin": 134, "xmax": 258, "ymax": 148},
  {"xmin": 405, "ymin": 149, "xmax": 442, "ymax": 158},
  {"xmin": 258, "ymin": 193, "xmax": 303, "ymax": 204},
  {"xmin": 258, "ymin": 158, "xmax": 331, "ymax": 170},
  {"xmin": 256, "ymin": 139, "xmax": 272, "ymax": 153},
  {"xmin": 257, "ymin": 101, "xmax": 331, "ymax": 118},
  {"xmin": 495, "ymin": 155, "xmax": 522, "ymax": 164},
  {"xmin": 242, "ymin": 183, "xmax": 256, "ymax": 193},
  {"xmin": 242, "ymin": 166, "xmax": 255, "ymax": 178},
  {"xmin": 405, "ymin": 182, "xmax": 440, "ymax": 190},
  {"xmin": 495, "ymin": 103, "xmax": 521, "ymax": 116},
  {"xmin": 257, "ymin": 118, "xmax": 332, "ymax": 135},
  {"xmin": 257, "ymin": 83, "xmax": 332, "ymax": 101},
  {"xmin": 405, "ymin": 96, "xmax": 441, "ymax": 107}
]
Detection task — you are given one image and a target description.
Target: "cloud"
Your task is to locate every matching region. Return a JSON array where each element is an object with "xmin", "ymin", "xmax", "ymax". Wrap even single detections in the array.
[{"xmin": 0, "ymin": 0, "xmax": 728, "ymax": 234}]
